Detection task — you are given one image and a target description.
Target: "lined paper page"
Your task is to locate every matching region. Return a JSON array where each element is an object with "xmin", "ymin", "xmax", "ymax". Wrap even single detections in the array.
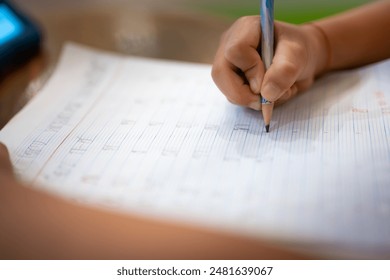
[{"xmin": 1, "ymin": 43, "xmax": 389, "ymax": 257}]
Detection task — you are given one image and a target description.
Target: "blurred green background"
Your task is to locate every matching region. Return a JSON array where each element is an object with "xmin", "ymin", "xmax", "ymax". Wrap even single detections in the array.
[{"xmin": 191, "ymin": 0, "xmax": 373, "ymax": 23}]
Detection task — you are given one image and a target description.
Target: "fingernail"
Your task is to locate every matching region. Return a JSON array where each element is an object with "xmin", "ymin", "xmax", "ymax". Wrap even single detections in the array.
[
  {"xmin": 249, "ymin": 78, "xmax": 260, "ymax": 94},
  {"xmin": 262, "ymin": 83, "xmax": 281, "ymax": 101},
  {"xmin": 249, "ymin": 100, "xmax": 261, "ymax": 111}
]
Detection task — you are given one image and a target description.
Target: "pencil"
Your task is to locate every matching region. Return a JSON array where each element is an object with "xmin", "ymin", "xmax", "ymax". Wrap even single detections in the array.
[{"xmin": 260, "ymin": 0, "xmax": 274, "ymax": 133}]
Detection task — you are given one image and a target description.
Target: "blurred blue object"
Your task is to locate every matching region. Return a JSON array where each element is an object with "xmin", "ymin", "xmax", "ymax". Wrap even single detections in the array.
[
  {"xmin": 0, "ymin": 3, "xmax": 24, "ymax": 44},
  {"xmin": 0, "ymin": 0, "xmax": 41, "ymax": 76}
]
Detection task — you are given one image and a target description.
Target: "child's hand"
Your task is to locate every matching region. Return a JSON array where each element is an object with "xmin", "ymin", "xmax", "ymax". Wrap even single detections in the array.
[{"xmin": 212, "ymin": 16, "xmax": 327, "ymax": 110}]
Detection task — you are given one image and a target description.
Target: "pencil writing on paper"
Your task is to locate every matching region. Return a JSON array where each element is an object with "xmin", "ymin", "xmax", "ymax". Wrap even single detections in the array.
[{"xmin": 260, "ymin": 0, "xmax": 275, "ymax": 132}]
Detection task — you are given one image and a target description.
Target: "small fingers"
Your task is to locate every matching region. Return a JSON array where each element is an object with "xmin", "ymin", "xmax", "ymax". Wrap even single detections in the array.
[
  {"xmin": 274, "ymin": 77, "xmax": 314, "ymax": 106},
  {"xmin": 223, "ymin": 16, "xmax": 265, "ymax": 94},
  {"xmin": 212, "ymin": 57, "xmax": 261, "ymax": 110},
  {"xmin": 212, "ymin": 17, "xmax": 265, "ymax": 111},
  {"xmin": 275, "ymin": 84, "xmax": 299, "ymax": 106}
]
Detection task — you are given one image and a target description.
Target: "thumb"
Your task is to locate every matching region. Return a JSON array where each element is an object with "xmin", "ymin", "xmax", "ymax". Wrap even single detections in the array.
[
  {"xmin": 261, "ymin": 60, "xmax": 300, "ymax": 102},
  {"xmin": 260, "ymin": 40, "xmax": 303, "ymax": 102}
]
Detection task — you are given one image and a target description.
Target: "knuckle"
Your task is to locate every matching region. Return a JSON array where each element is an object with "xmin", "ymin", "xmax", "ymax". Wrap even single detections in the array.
[
  {"xmin": 224, "ymin": 42, "xmax": 244, "ymax": 63},
  {"xmin": 236, "ymin": 16, "xmax": 252, "ymax": 25},
  {"xmin": 211, "ymin": 63, "xmax": 227, "ymax": 86},
  {"xmin": 296, "ymin": 78, "xmax": 314, "ymax": 92},
  {"xmin": 277, "ymin": 60, "xmax": 300, "ymax": 80}
]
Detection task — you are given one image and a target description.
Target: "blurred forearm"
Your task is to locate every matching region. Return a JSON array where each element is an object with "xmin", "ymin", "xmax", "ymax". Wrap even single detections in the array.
[{"xmin": 315, "ymin": 0, "xmax": 390, "ymax": 72}]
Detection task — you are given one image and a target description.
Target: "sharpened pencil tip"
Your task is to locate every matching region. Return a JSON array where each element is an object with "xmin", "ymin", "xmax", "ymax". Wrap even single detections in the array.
[{"xmin": 265, "ymin": 124, "xmax": 270, "ymax": 133}]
